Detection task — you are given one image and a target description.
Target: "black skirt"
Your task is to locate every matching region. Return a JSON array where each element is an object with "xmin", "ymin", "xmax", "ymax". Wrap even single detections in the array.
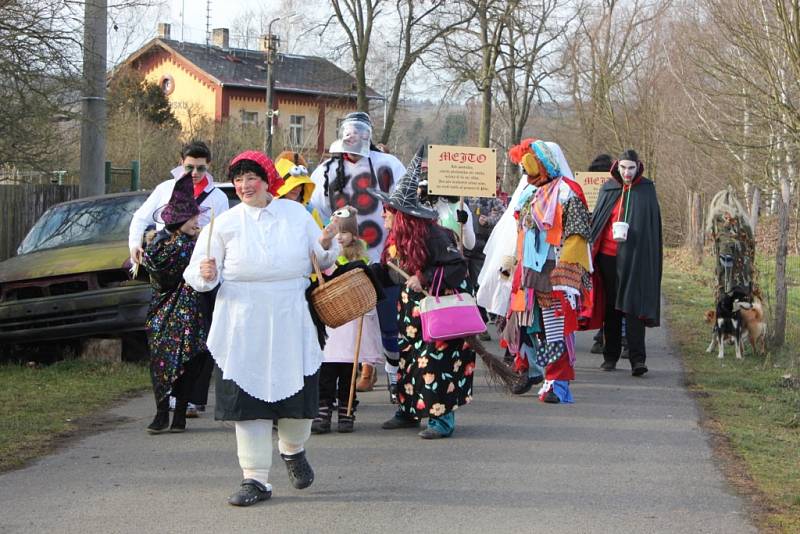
[{"xmin": 213, "ymin": 365, "xmax": 320, "ymax": 421}]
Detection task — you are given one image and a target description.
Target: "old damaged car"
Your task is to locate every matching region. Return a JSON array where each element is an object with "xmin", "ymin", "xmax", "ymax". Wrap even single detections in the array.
[{"xmin": 0, "ymin": 192, "xmax": 152, "ymax": 356}]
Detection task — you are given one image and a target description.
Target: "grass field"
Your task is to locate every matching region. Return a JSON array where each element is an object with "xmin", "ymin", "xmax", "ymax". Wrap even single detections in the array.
[
  {"xmin": 662, "ymin": 248, "xmax": 800, "ymax": 532},
  {"xmin": 0, "ymin": 359, "xmax": 149, "ymax": 472}
]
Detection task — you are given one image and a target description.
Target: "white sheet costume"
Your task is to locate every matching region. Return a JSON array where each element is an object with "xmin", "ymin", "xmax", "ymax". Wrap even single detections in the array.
[
  {"xmin": 309, "ymin": 150, "xmax": 405, "ymax": 263},
  {"xmin": 184, "ymin": 199, "xmax": 339, "ymax": 403}
]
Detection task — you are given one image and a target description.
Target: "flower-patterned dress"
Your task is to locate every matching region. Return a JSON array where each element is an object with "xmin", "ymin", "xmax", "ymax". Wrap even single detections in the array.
[
  {"xmin": 392, "ymin": 226, "xmax": 477, "ymax": 419},
  {"xmin": 143, "ymin": 231, "xmax": 210, "ymax": 403}
]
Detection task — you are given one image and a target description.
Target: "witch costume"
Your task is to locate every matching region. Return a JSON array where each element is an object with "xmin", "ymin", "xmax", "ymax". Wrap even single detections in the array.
[
  {"xmin": 369, "ymin": 145, "xmax": 477, "ymax": 439},
  {"xmin": 583, "ymin": 149, "xmax": 662, "ymax": 376},
  {"xmin": 184, "ymin": 150, "xmax": 340, "ymax": 506},
  {"xmin": 497, "ymin": 140, "xmax": 592, "ymax": 403},
  {"xmin": 142, "ymin": 173, "xmax": 212, "ymax": 434}
]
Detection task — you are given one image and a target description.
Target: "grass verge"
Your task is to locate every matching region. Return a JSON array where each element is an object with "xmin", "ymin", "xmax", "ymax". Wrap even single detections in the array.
[
  {"xmin": 662, "ymin": 248, "xmax": 800, "ymax": 533},
  {"xmin": 0, "ymin": 359, "xmax": 149, "ymax": 472}
]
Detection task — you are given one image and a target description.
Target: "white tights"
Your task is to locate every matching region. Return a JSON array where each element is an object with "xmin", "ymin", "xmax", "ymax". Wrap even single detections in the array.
[{"xmin": 234, "ymin": 418, "xmax": 312, "ymax": 486}]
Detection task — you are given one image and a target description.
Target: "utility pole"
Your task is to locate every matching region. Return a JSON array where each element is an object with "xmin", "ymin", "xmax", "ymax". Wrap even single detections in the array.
[
  {"xmin": 79, "ymin": 0, "xmax": 107, "ymax": 198},
  {"xmin": 264, "ymin": 17, "xmax": 281, "ymax": 156}
]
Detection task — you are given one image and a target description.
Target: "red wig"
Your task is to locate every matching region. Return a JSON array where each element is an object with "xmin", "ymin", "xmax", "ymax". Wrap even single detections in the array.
[{"xmin": 381, "ymin": 207, "xmax": 434, "ymax": 275}]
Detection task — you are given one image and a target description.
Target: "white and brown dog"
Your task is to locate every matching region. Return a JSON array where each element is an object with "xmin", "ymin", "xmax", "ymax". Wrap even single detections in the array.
[{"xmin": 705, "ymin": 292, "xmax": 766, "ymax": 359}]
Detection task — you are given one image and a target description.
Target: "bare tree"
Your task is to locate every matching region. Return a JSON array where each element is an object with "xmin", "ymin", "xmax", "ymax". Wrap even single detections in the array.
[
  {"xmin": 494, "ymin": 0, "xmax": 567, "ymax": 147},
  {"xmin": 436, "ymin": 0, "xmax": 520, "ymax": 147}
]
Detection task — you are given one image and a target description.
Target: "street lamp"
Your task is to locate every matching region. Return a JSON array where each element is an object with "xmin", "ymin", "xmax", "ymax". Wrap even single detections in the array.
[{"xmin": 263, "ymin": 17, "xmax": 281, "ymax": 156}]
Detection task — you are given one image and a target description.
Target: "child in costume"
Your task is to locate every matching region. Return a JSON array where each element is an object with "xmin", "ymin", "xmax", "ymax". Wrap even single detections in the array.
[
  {"xmin": 501, "ymin": 139, "xmax": 592, "ymax": 403},
  {"xmin": 312, "ymin": 206, "xmax": 383, "ymax": 433},
  {"xmin": 275, "ymin": 151, "xmax": 325, "ymax": 228},
  {"xmin": 142, "ymin": 173, "xmax": 213, "ymax": 433}
]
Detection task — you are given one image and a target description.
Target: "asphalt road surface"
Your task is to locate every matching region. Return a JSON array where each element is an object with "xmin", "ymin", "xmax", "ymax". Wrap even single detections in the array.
[{"xmin": 0, "ymin": 326, "xmax": 755, "ymax": 534}]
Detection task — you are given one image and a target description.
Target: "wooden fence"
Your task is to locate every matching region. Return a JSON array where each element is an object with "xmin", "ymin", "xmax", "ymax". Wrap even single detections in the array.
[{"xmin": 0, "ymin": 184, "xmax": 80, "ymax": 261}]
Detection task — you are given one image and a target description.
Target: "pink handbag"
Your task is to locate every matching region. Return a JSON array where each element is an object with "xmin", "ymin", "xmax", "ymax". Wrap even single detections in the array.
[{"xmin": 420, "ymin": 268, "xmax": 486, "ymax": 342}]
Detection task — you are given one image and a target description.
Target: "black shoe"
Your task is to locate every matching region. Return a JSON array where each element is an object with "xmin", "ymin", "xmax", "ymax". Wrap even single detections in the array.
[
  {"xmin": 631, "ymin": 363, "xmax": 648, "ymax": 377},
  {"xmin": 147, "ymin": 411, "xmax": 170, "ymax": 434},
  {"xmin": 228, "ymin": 479, "xmax": 272, "ymax": 507},
  {"xmin": 280, "ymin": 450, "xmax": 314, "ymax": 490},
  {"xmin": 170, "ymin": 401, "xmax": 187, "ymax": 433},
  {"xmin": 543, "ymin": 390, "xmax": 561, "ymax": 404},
  {"xmin": 590, "ymin": 341, "xmax": 604, "ymax": 354},
  {"xmin": 511, "ymin": 375, "xmax": 543, "ymax": 395},
  {"xmin": 381, "ymin": 415, "xmax": 420, "ymax": 429},
  {"xmin": 600, "ymin": 361, "xmax": 616, "ymax": 371}
]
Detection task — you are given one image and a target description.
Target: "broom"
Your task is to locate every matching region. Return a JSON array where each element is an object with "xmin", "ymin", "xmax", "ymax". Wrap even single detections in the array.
[{"xmin": 386, "ymin": 262, "xmax": 522, "ymax": 391}]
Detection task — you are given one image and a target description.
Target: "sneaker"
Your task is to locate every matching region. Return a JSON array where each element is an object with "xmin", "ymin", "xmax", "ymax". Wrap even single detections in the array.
[{"xmin": 228, "ymin": 479, "xmax": 272, "ymax": 507}]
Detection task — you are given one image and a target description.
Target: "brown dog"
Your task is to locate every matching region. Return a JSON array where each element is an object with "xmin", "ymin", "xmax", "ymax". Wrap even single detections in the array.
[{"xmin": 736, "ymin": 297, "xmax": 766, "ymax": 354}]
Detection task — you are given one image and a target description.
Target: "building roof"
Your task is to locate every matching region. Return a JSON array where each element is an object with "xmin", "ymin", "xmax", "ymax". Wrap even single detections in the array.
[{"xmin": 130, "ymin": 39, "xmax": 383, "ymax": 100}]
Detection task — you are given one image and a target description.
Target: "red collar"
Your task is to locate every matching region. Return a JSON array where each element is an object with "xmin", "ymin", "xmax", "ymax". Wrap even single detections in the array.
[{"xmin": 193, "ymin": 176, "xmax": 209, "ymax": 198}]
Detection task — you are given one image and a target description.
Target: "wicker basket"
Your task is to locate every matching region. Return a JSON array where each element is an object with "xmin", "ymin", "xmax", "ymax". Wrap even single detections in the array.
[{"xmin": 310, "ymin": 255, "xmax": 377, "ymax": 328}]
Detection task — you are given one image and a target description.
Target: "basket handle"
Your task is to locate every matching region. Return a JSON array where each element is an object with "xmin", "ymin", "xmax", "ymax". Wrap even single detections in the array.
[
  {"xmin": 386, "ymin": 262, "xmax": 430, "ymax": 297},
  {"xmin": 310, "ymin": 253, "xmax": 325, "ymax": 288}
]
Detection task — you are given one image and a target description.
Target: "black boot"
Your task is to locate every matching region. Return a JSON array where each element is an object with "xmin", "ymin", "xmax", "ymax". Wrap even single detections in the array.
[
  {"xmin": 337, "ymin": 404, "xmax": 355, "ymax": 433},
  {"xmin": 147, "ymin": 397, "xmax": 170, "ymax": 434},
  {"xmin": 311, "ymin": 402, "xmax": 332, "ymax": 434},
  {"xmin": 170, "ymin": 399, "xmax": 188, "ymax": 433}
]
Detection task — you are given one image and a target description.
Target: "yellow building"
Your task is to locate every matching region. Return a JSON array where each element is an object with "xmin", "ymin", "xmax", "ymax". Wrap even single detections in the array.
[{"xmin": 119, "ymin": 24, "xmax": 383, "ymax": 158}]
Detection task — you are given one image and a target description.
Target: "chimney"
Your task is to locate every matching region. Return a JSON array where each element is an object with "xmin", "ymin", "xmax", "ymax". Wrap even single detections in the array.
[
  {"xmin": 157, "ymin": 22, "xmax": 171, "ymax": 40},
  {"xmin": 212, "ymin": 28, "xmax": 230, "ymax": 50}
]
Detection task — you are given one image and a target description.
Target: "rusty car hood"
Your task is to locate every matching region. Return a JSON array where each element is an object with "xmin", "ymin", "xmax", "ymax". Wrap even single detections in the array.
[{"xmin": 0, "ymin": 242, "xmax": 128, "ymax": 284}]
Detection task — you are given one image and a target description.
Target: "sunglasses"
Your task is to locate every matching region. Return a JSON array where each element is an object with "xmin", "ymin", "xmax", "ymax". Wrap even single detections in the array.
[{"xmin": 184, "ymin": 164, "xmax": 208, "ymax": 173}]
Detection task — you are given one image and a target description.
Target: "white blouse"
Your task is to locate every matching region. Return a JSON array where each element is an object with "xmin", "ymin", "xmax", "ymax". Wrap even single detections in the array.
[{"xmin": 184, "ymin": 199, "xmax": 339, "ymax": 402}]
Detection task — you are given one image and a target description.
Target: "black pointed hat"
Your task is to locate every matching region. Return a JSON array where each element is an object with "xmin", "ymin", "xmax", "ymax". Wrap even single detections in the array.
[
  {"xmin": 153, "ymin": 173, "xmax": 207, "ymax": 225},
  {"xmin": 368, "ymin": 144, "xmax": 438, "ymax": 219}
]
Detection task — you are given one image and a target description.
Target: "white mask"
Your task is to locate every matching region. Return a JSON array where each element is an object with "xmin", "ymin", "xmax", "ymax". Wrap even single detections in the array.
[{"xmin": 618, "ymin": 159, "xmax": 638, "ymax": 184}]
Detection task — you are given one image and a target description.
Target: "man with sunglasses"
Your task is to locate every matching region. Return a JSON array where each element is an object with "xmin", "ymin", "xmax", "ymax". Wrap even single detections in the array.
[{"xmin": 128, "ymin": 141, "xmax": 229, "ymax": 266}]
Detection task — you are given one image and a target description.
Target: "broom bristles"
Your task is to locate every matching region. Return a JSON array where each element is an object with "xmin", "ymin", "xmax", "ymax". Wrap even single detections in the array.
[{"xmin": 468, "ymin": 336, "xmax": 526, "ymax": 392}]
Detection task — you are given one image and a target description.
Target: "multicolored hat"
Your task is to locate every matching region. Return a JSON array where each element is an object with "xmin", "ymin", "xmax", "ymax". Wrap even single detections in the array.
[
  {"xmin": 368, "ymin": 144, "xmax": 438, "ymax": 219},
  {"xmin": 153, "ymin": 173, "xmax": 208, "ymax": 225},
  {"xmin": 229, "ymin": 150, "xmax": 284, "ymax": 196}
]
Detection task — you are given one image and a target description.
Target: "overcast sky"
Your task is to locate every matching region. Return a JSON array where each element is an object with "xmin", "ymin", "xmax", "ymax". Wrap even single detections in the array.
[{"xmin": 108, "ymin": 0, "xmax": 291, "ymax": 65}]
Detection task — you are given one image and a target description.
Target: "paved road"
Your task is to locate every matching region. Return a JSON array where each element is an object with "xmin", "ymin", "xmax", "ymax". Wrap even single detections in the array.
[{"xmin": 0, "ymin": 325, "xmax": 755, "ymax": 534}]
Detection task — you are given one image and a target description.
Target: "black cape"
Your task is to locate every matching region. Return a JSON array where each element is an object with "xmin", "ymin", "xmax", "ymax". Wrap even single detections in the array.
[{"xmin": 590, "ymin": 170, "xmax": 662, "ymax": 327}]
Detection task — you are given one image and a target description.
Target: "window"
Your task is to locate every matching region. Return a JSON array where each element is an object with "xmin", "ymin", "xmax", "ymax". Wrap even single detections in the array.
[
  {"xmin": 240, "ymin": 110, "xmax": 258, "ymax": 126},
  {"xmin": 289, "ymin": 115, "xmax": 305, "ymax": 145}
]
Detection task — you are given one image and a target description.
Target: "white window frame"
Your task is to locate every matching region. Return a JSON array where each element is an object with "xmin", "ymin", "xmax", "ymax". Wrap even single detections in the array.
[{"xmin": 289, "ymin": 115, "xmax": 305, "ymax": 146}]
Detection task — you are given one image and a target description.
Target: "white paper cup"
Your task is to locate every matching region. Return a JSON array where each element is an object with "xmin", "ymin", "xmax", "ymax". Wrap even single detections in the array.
[{"xmin": 612, "ymin": 221, "xmax": 629, "ymax": 242}]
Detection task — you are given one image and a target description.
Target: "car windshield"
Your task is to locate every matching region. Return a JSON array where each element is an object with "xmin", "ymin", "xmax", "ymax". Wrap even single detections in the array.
[{"xmin": 18, "ymin": 194, "xmax": 146, "ymax": 255}]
